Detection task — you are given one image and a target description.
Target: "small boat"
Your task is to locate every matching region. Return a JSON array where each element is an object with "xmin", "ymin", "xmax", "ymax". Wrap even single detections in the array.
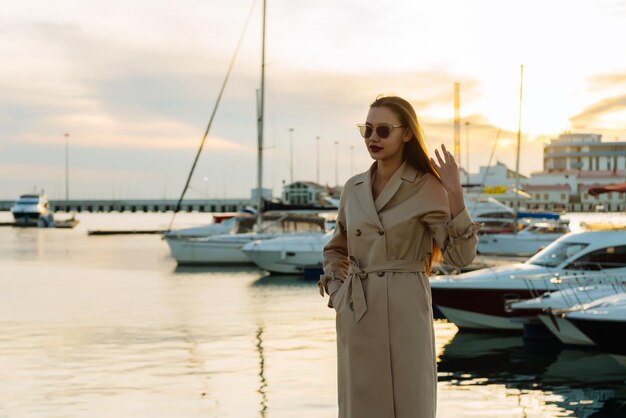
[
  {"xmin": 11, "ymin": 193, "xmax": 54, "ymax": 227},
  {"xmin": 163, "ymin": 211, "xmax": 242, "ymax": 239},
  {"xmin": 465, "ymin": 196, "xmax": 516, "ymax": 234},
  {"xmin": 242, "ymin": 231, "xmax": 331, "ymax": 274},
  {"xmin": 477, "ymin": 219, "xmax": 570, "ymax": 256},
  {"xmin": 166, "ymin": 212, "xmax": 327, "ymax": 265},
  {"xmin": 565, "ymin": 293, "xmax": 626, "ymax": 354},
  {"xmin": 430, "ymin": 230, "xmax": 626, "ymax": 331}
]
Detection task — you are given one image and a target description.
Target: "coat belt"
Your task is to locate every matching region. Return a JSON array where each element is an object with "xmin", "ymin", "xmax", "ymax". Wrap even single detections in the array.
[{"xmin": 347, "ymin": 255, "xmax": 426, "ymax": 323}]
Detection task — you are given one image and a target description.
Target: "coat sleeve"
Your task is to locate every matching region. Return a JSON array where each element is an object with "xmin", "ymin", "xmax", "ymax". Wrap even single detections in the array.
[
  {"xmin": 420, "ymin": 176, "xmax": 482, "ymax": 268},
  {"xmin": 318, "ymin": 186, "xmax": 349, "ymax": 307}
]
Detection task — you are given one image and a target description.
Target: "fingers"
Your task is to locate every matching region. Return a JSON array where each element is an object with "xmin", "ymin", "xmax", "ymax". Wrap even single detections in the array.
[
  {"xmin": 434, "ymin": 149, "xmax": 445, "ymax": 166},
  {"xmin": 441, "ymin": 144, "xmax": 449, "ymax": 163},
  {"xmin": 430, "ymin": 157, "xmax": 440, "ymax": 173}
]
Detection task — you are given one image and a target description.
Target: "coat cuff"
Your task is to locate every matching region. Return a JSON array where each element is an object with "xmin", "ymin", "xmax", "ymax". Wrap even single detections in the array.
[
  {"xmin": 446, "ymin": 207, "xmax": 483, "ymax": 239},
  {"xmin": 317, "ymin": 272, "xmax": 344, "ymax": 296}
]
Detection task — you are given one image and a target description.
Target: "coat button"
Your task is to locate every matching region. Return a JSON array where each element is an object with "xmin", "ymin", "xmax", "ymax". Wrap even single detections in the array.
[
  {"xmin": 377, "ymin": 271, "xmax": 385, "ymax": 277},
  {"xmin": 378, "ymin": 229, "xmax": 385, "ymax": 236},
  {"xmin": 355, "ymin": 229, "xmax": 361, "ymax": 236}
]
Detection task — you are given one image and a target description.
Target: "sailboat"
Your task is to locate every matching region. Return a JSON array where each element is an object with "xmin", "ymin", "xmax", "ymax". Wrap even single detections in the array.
[{"xmin": 164, "ymin": 0, "xmax": 331, "ymax": 266}]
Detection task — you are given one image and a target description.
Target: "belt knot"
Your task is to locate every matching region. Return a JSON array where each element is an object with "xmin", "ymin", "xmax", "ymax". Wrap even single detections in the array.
[{"xmin": 345, "ymin": 256, "xmax": 426, "ymax": 323}]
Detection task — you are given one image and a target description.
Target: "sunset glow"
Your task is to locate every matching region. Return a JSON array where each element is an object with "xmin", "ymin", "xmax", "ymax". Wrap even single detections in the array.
[{"xmin": 2, "ymin": 0, "xmax": 626, "ymax": 199}]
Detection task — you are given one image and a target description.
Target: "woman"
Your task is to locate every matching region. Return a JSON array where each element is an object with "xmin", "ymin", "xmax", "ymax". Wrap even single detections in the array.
[{"xmin": 318, "ymin": 95, "xmax": 481, "ymax": 418}]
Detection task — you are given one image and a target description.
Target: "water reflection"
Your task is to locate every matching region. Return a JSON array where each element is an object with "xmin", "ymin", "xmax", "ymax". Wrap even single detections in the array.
[
  {"xmin": 251, "ymin": 273, "xmax": 314, "ymax": 288},
  {"xmin": 439, "ymin": 331, "xmax": 626, "ymax": 417},
  {"xmin": 256, "ymin": 326, "xmax": 268, "ymax": 418},
  {"xmin": 173, "ymin": 265, "xmax": 262, "ymax": 275}
]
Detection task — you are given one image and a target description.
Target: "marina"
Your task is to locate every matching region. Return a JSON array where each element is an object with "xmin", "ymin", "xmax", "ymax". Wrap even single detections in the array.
[
  {"xmin": 1, "ymin": 211, "xmax": 625, "ymax": 417},
  {"xmin": 4, "ymin": 0, "xmax": 626, "ymax": 416}
]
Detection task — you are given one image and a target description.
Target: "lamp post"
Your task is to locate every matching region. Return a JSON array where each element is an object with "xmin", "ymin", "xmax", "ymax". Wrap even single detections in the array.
[
  {"xmin": 350, "ymin": 145, "xmax": 355, "ymax": 176},
  {"xmin": 316, "ymin": 136, "xmax": 320, "ymax": 184},
  {"xmin": 64, "ymin": 133, "xmax": 69, "ymax": 208},
  {"xmin": 464, "ymin": 121, "xmax": 470, "ymax": 184},
  {"xmin": 334, "ymin": 140, "xmax": 339, "ymax": 187},
  {"xmin": 289, "ymin": 128, "xmax": 294, "ymax": 184}
]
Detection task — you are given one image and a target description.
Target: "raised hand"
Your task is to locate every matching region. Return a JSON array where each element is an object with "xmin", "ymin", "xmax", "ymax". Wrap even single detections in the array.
[{"xmin": 430, "ymin": 144, "xmax": 465, "ymax": 216}]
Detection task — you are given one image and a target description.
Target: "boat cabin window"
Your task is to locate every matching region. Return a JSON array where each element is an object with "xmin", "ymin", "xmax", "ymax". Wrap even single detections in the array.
[
  {"xmin": 564, "ymin": 245, "xmax": 626, "ymax": 270},
  {"xmin": 527, "ymin": 224, "xmax": 568, "ymax": 234},
  {"xmin": 527, "ymin": 242, "xmax": 589, "ymax": 267},
  {"xmin": 478, "ymin": 212, "xmax": 514, "ymax": 219},
  {"xmin": 232, "ymin": 213, "xmax": 326, "ymax": 234}
]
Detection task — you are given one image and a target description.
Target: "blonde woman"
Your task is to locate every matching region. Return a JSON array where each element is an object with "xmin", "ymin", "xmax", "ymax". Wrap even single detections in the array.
[{"xmin": 319, "ymin": 96, "xmax": 481, "ymax": 418}]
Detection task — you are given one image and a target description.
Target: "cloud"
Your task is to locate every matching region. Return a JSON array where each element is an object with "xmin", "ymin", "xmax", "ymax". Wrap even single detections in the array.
[
  {"xmin": 569, "ymin": 94, "xmax": 626, "ymax": 129},
  {"xmin": 588, "ymin": 73, "xmax": 626, "ymax": 89}
]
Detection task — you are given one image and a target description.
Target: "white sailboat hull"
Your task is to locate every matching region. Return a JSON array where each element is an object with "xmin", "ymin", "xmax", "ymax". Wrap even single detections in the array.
[
  {"xmin": 166, "ymin": 232, "xmax": 324, "ymax": 266},
  {"xmin": 166, "ymin": 236, "xmax": 254, "ymax": 265},
  {"xmin": 244, "ymin": 249, "xmax": 322, "ymax": 274},
  {"xmin": 241, "ymin": 233, "xmax": 328, "ymax": 274}
]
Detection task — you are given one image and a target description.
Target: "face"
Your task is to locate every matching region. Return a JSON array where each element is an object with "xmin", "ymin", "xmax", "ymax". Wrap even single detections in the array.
[{"xmin": 363, "ymin": 106, "xmax": 412, "ymax": 162}]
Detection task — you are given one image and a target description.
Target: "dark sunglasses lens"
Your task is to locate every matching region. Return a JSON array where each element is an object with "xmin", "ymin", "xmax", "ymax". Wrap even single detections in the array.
[
  {"xmin": 362, "ymin": 125, "xmax": 373, "ymax": 138},
  {"xmin": 376, "ymin": 126, "xmax": 391, "ymax": 138}
]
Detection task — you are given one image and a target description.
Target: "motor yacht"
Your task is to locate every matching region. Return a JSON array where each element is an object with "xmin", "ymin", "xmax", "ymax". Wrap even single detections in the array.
[
  {"xmin": 564, "ymin": 293, "xmax": 626, "ymax": 354},
  {"xmin": 477, "ymin": 219, "xmax": 571, "ymax": 256},
  {"xmin": 11, "ymin": 193, "xmax": 54, "ymax": 226},
  {"xmin": 509, "ymin": 278, "xmax": 626, "ymax": 346},
  {"xmin": 465, "ymin": 196, "xmax": 516, "ymax": 234},
  {"xmin": 430, "ymin": 230, "xmax": 626, "ymax": 331},
  {"xmin": 242, "ymin": 231, "xmax": 332, "ymax": 274}
]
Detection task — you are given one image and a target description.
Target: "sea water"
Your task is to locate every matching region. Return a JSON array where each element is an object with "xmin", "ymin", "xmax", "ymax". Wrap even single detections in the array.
[{"xmin": 1, "ymin": 212, "xmax": 625, "ymax": 418}]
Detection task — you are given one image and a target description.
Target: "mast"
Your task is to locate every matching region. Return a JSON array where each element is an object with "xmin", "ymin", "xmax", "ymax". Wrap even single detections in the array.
[
  {"xmin": 453, "ymin": 82, "xmax": 461, "ymax": 164},
  {"xmin": 513, "ymin": 64, "xmax": 524, "ymax": 233},
  {"xmin": 64, "ymin": 133, "xmax": 69, "ymax": 205},
  {"xmin": 256, "ymin": 0, "xmax": 266, "ymax": 231}
]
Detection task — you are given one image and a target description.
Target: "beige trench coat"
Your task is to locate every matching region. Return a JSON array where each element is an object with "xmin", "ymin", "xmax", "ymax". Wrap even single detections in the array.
[{"xmin": 319, "ymin": 160, "xmax": 481, "ymax": 418}]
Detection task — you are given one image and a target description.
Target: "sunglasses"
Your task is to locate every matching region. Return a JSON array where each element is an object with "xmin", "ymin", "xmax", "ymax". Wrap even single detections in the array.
[{"xmin": 356, "ymin": 123, "xmax": 405, "ymax": 139}]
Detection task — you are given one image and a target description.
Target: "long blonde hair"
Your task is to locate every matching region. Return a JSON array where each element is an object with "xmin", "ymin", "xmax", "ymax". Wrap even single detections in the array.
[{"xmin": 369, "ymin": 95, "xmax": 442, "ymax": 275}]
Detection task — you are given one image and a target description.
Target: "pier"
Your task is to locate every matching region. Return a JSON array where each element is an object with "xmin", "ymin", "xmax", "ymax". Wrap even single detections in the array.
[{"xmin": 0, "ymin": 198, "xmax": 251, "ymax": 213}]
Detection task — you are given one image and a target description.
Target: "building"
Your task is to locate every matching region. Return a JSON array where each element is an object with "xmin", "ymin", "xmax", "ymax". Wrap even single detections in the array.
[
  {"xmin": 468, "ymin": 161, "xmax": 528, "ymax": 188},
  {"xmin": 282, "ymin": 181, "xmax": 327, "ymax": 205},
  {"xmin": 525, "ymin": 133, "xmax": 626, "ymax": 211},
  {"xmin": 543, "ymin": 133, "xmax": 626, "ymax": 172},
  {"xmin": 523, "ymin": 184, "xmax": 571, "ymax": 210}
]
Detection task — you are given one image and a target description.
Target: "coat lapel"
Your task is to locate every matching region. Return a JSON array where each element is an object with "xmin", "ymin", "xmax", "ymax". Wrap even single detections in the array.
[
  {"xmin": 374, "ymin": 161, "xmax": 418, "ymax": 212},
  {"xmin": 354, "ymin": 163, "xmax": 383, "ymax": 229}
]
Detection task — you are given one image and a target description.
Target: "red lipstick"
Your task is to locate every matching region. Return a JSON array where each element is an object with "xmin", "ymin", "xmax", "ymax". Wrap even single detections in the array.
[{"xmin": 369, "ymin": 145, "xmax": 382, "ymax": 153}]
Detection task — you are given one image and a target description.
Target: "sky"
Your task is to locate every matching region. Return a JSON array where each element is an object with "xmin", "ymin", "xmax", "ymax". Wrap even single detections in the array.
[{"xmin": 2, "ymin": 0, "xmax": 626, "ymax": 200}]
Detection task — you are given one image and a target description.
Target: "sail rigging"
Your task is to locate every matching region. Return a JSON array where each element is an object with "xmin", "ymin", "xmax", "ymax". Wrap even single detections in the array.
[{"xmin": 167, "ymin": 0, "xmax": 258, "ymax": 231}]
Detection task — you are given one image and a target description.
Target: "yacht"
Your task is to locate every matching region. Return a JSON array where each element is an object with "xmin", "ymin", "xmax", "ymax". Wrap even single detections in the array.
[
  {"xmin": 166, "ymin": 212, "xmax": 327, "ymax": 265},
  {"xmin": 242, "ymin": 231, "xmax": 332, "ymax": 274},
  {"xmin": 465, "ymin": 196, "xmax": 516, "ymax": 234},
  {"xmin": 430, "ymin": 230, "xmax": 626, "ymax": 331},
  {"xmin": 536, "ymin": 289, "xmax": 626, "ymax": 347},
  {"xmin": 477, "ymin": 219, "xmax": 570, "ymax": 256},
  {"xmin": 565, "ymin": 293, "xmax": 626, "ymax": 354},
  {"xmin": 509, "ymin": 278, "xmax": 626, "ymax": 346},
  {"xmin": 510, "ymin": 281, "xmax": 626, "ymax": 318},
  {"xmin": 11, "ymin": 193, "xmax": 54, "ymax": 226}
]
